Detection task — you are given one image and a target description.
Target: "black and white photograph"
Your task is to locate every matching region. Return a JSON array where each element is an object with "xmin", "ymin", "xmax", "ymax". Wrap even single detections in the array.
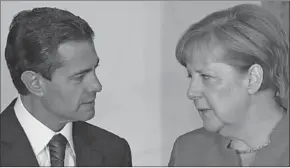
[{"xmin": 0, "ymin": 1, "xmax": 289, "ymax": 167}]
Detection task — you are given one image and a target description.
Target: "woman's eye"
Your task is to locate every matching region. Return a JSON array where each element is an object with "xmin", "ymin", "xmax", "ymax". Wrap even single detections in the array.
[
  {"xmin": 187, "ymin": 74, "xmax": 192, "ymax": 79},
  {"xmin": 201, "ymin": 74, "xmax": 211, "ymax": 80}
]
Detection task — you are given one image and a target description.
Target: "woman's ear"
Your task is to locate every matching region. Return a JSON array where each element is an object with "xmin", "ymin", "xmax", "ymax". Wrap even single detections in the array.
[
  {"xmin": 21, "ymin": 71, "xmax": 45, "ymax": 97},
  {"xmin": 246, "ymin": 64, "xmax": 263, "ymax": 94}
]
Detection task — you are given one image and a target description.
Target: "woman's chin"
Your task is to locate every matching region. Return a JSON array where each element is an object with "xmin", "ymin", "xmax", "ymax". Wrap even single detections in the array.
[{"xmin": 203, "ymin": 121, "xmax": 224, "ymax": 133}]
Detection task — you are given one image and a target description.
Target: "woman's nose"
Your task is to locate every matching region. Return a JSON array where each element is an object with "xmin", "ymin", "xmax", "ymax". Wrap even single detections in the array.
[
  {"xmin": 187, "ymin": 89, "xmax": 202, "ymax": 100},
  {"xmin": 187, "ymin": 78, "xmax": 203, "ymax": 100}
]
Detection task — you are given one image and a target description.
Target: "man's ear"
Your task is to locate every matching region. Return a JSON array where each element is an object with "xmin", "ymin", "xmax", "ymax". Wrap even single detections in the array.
[
  {"xmin": 21, "ymin": 71, "xmax": 45, "ymax": 97},
  {"xmin": 246, "ymin": 64, "xmax": 263, "ymax": 94}
]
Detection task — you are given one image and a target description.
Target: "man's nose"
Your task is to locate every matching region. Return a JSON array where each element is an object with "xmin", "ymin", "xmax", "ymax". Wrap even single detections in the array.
[{"xmin": 88, "ymin": 75, "xmax": 102, "ymax": 93}]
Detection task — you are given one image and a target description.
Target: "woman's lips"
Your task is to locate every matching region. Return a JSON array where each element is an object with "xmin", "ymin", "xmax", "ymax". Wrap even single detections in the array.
[{"xmin": 197, "ymin": 108, "xmax": 211, "ymax": 113}]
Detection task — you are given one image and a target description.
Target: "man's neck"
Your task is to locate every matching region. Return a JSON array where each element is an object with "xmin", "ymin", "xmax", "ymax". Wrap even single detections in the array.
[
  {"xmin": 20, "ymin": 95, "xmax": 67, "ymax": 132},
  {"xmin": 220, "ymin": 95, "xmax": 284, "ymax": 150}
]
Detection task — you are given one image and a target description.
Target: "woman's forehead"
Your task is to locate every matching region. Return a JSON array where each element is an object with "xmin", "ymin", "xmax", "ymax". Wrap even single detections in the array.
[{"xmin": 184, "ymin": 41, "xmax": 225, "ymax": 68}]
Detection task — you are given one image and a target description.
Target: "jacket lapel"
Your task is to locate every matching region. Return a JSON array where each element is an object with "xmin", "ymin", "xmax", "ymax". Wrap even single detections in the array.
[
  {"xmin": 73, "ymin": 121, "xmax": 104, "ymax": 166},
  {"xmin": 0, "ymin": 99, "xmax": 39, "ymax": 166},
  {"xmin": 253, "ymin": 112, "xmax": 289, "ymax": 166}
]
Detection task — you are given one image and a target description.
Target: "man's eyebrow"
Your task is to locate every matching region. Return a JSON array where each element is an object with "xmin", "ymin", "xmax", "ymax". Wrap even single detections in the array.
[{"xmin": 70, "ymin": 59, "xmax": 100, "ymax": 77}]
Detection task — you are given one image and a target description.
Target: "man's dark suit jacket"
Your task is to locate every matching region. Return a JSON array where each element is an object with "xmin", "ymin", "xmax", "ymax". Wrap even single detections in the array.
[
  {"xmin": 0, "ymin": 99, "xmax": 132, "ymax": 167},
  {"xmin": 169, "ymin": 112, "xmax": 289, "ymax": 166}
]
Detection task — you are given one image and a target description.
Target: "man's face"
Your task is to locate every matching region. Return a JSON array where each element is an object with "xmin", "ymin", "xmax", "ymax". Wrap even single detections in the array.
[{"xmin": 41, "ymin": 40, "xmax": 102, "ymax": 122}]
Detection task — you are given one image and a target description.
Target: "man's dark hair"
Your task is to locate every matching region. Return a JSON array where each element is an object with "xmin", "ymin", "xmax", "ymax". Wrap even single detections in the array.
[{"xmin": 5, "ymin": 7, "xmax": 95, "ymax": 95}]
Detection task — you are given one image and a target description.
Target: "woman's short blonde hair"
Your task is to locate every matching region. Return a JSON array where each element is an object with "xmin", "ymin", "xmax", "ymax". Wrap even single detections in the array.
[{"xmin": 176, "ymin": 4, "xmax": 289, "ymax": 109}]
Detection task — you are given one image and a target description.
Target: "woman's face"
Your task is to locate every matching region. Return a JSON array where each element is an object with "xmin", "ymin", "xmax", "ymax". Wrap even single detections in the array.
[{"xmin": 185, "ymin": 46, "xmax": 251, "ymax": 133}]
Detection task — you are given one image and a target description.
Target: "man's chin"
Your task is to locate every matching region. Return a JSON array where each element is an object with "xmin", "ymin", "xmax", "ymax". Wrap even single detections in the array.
[{"xmin": 80, "ymin": 109, "xmax": 95, "ymax": 121}]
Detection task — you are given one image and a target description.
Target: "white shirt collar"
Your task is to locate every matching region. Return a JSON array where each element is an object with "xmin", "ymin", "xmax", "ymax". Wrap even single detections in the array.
[{"xmin": 14, "ymin": 96, "xmax": 76, "ymax": 156}]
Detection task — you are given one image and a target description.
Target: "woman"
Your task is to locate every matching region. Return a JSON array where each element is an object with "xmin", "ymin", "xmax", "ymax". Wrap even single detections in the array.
[{"xmin": 169, "ymin": 4, "xmax": 289, "ymax": 167}]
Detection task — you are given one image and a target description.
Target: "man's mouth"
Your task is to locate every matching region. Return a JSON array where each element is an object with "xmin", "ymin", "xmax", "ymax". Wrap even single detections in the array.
[{"xmin": 82, "ymin": 99, "xmax": 95, "ymax": 104}]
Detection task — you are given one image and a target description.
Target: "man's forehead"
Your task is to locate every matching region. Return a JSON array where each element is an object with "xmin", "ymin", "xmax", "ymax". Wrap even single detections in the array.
[
  {"xmin": 57, "ymin": 40, "xmax": 97, "ymax": 60},
  {"xmin": 54, "ymin": 40, "xmax": 99, "ymax": 73}
]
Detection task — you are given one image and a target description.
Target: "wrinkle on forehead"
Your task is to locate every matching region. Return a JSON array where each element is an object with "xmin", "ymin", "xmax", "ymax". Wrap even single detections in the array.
[
  {"xmin": 57, "ymin": 40, "xmax": 96, "ymax": 61},
  {"xmin": 184, "ymin": 34, "xmax": 226, "ymax": 71}
]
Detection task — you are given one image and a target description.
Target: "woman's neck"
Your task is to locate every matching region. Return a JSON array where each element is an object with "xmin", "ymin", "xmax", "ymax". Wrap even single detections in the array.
[{"xmin": 220, "ymin": 94, "xmax": 284, "ymax": 150}]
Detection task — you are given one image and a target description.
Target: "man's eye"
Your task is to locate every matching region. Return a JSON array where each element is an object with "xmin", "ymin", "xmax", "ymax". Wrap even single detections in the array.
[{"xmin": 75, "ymin": 75, "xmax": 85, "ymax": 81}]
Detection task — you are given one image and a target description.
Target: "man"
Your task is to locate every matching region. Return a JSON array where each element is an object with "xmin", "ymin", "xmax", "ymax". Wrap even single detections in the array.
[{"xmin": 0, "ymin": 7, "xmax": 132, "ymax": 167}]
